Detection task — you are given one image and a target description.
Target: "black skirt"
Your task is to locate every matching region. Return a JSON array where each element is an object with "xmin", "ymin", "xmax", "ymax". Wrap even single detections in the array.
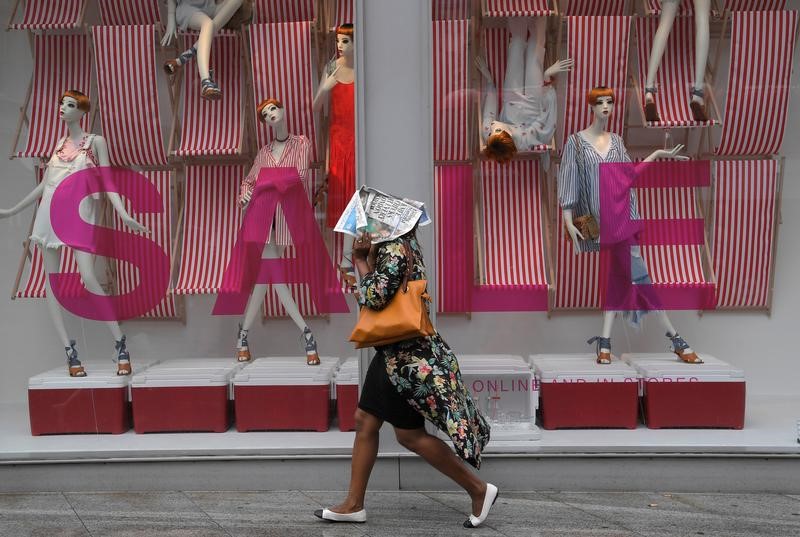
[{"xmin": 358, "ymin": 354, "xmax": 425, "ymax": 430}]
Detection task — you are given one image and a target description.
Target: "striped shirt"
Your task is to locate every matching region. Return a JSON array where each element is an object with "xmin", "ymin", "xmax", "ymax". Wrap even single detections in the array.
[
  {"xmin": 239, "ymin": 134, "xmax": 313, "ymax": 246},
  {"xmin": 558, "ymin": 132, "xmax": 640, "ymax": 252}
]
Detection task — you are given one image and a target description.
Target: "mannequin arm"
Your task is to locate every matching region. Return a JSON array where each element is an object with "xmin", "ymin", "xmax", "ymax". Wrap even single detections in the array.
[
  {"xmin": 161, "ymin": 0, "xmax": 177, "ymax": 47},
  {"xmin": 92, "ymin": 136, "xmax": 148, "ymax": 234},
  {"xmin": 313, "ymin": 65, "xmax": 341, "ymax": 113},
  {"xmin": 0, "ymin": 181, "xmax": 45, "ymax": 218},
  {"xmin": 562, "ymin": 208, "xmax": 584, "ymax": 252}
]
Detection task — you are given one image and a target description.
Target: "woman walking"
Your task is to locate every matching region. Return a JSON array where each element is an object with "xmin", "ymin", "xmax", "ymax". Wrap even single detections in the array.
[{"xmin": 315, "ymin": 193, "xmax": 498, "ymax": 528}]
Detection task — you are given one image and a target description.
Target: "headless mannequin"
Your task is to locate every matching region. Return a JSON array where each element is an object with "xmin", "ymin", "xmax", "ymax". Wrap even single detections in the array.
[
  {"xmin": 236, "ymin": 101, "xmax": 320, "ymax": 366},
  {"xmin": 561, "ymin": 94, "xmax": 702, "ymax": 365},
  {"xmin": 162, "ymin": 0, "xmax": 243, "ymax": 100},
  {"xmin": 0, "ymin": 95, "xmax": 147, "ymax": 376},
  {"xmin": 643, "ymin": 0, "xmax": 711, "ymax": 121}
]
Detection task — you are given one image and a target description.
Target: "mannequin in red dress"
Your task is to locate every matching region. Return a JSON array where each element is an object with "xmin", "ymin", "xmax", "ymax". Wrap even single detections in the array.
[{"xmin": 314, "ymin": 23, "xmax": 355, "ymax": 228}]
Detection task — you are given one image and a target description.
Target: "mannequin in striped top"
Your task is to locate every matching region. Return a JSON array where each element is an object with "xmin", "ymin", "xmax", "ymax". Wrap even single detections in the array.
[
  {"xmin": 235, "ymin": 98, "xmax": 321, "ymax": 366},
  {"xmin": 643, "ymin": 0, "xmax": 711, "ymax": 122},
  {"xmin": 559, "ymin": 86, "xmax": 703, "ymax": 366}
]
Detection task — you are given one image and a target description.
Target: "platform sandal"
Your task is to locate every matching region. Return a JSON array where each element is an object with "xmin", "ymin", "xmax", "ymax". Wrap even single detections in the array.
[
  {"xmin": 200, "ymin": 74, "xmax": 222, "ymax": 101},
  {"xmin": 587, "ymin": 336, "xmax": 612, "ymax": 365},
  {"xmin": 668, "ymin": 332, "xmax": 703, "ymax": 364},
  {"xmin": 689, "ymin": 87, "xmax": 709, "ymax": 122},
  {"xmin": 303, "ymin": 326, "xmax": 320, "ymax": 366},
  {"xmin": 115, "ymin": 335, "xmax": 132, "ymax": 376},
  {"xmin": 236, "ymin": 324, "xmax": 252, "ymax": 362},
  {"xmin": 66, "ymin": 340, "xmax": 86, "ymax": 378},
  {"xmin": 163, "ymin": 46, "xmax": 197, "ymax": 76},
  {"xmin": 643, "ymin": 86, "xmax": 660, "ymax": 122}
]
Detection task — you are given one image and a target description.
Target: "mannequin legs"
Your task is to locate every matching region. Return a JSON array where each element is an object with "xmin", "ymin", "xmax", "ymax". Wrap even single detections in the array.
[
  {"xmin": 644, "ymin": 0, "xmax": 680, "ymax": 100},
  {"xmin": 594, "ymin": 310, "xmax": 698, "ymax": 363},
  {"xmin": 504, "ymin": 18, "xmax": 527, "ymax": 91},
  {"xmin": 182, "ymin": 0, "xmax": 242, "ymax": 98},
  {"xmin": 41, "ymin": 247, "xmax": 72, "ymax": 348},
  {"xmin": 692, "ymin": 0, "xmax": 711, "ymax": 104},
  {"xmin": 524, "ymin": 18, "xmax": 547, "ymax": 92}
]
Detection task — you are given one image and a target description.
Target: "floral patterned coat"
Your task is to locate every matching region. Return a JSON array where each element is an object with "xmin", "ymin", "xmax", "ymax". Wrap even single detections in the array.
[{"xmin": 358, "ymin": 234, "xmax": 491, "ymax": 469}]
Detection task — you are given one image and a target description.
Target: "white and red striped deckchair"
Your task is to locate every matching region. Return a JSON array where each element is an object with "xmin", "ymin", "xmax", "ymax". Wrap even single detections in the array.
[
  {"xmin": 562, "ymin": 0, "xmax": 630, "ymax": 15},
  {"xmin": 173, "ymin": 165, "xmax": 243, "ymax": 295},
  {"xmin": 172, "ymin": 33, "xmax": 244, "ymax": 157},
  {"xmin": 560, "ymin": 16, "xmax": 632, "ymax": 149},
  {"xmin": 111, "ymin": 171, "xmax": 179, "ymax": 319},
  {"xmin": 480, "ymin": 160, "xmax": 549, "ymax": 291},
  {"xmin": 644, "ymin": 0, "xmax": 694, "ymax": 17},
  {"xmin": 715, "ymin": 10, "xmax": 798, "ymax": 156},
  {"xmin": 433, "ymin": 18, "xmax": 471, "ymax": 162},
  {"xmin": 634, "ymin": 16, "xmax": 718, "ymax": 128},
  {"xmin": 711, "ymin": 160, "xmax": 781, "ymax": 310},
  {"xmin": 97, "ymin": 0, "xmax": 161, "ymax": 25},
  {"xmin": 433, "ymin": 0, "xmax": 472, "ymax": 20},
  {"xmin": 92, "ymin": 25, "xmax": 168, "ymax": 167},
  {"xmin": 252, "ymin": 0, "xmax": 316, "ymax": 23},
  {"xmin": 12, "ymin": 35, "xmax": 92, "ymax": 160},
  {"xmin": 483, "ymin": 26, "xmax": 551, "ymax": 154},
  {"xmin": 331, "ymin": 0, "xmax": 354, "ymax": 26},
  {"xmin": 7, "ymin": 0, "xmax": 86, "ymax": 30},
  {"xmin": 483, "ymin": 0, "xmax": 554, "ymax": 17},
  {"xmin": 553, "ymin": 185, "xmax": 711, "ymax": 310}
]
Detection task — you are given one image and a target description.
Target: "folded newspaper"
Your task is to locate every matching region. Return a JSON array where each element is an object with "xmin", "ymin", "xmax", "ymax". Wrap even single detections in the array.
[{"xmin": 334, "ymin": 187, "xmax": 431, "ymax": 243}]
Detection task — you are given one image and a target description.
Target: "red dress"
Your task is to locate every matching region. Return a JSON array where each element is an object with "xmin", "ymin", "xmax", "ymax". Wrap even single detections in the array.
[{"xmin": 326, "ymin": 81, "xmax": 355, "ymax": 227}]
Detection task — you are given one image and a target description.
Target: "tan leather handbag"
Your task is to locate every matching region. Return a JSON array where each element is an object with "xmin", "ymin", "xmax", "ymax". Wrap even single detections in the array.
[{"xmin": 349, "ymin": 242, "xmax": 435, "ymax": 349}]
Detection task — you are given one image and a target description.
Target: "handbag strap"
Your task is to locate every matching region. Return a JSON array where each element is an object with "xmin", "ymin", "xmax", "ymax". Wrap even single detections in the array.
[{"xmin": 400, "ymin": 240, "xmax": 415, "ymax": 293}]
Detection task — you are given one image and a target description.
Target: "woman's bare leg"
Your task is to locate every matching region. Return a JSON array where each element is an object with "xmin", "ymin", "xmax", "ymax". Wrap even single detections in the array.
[
  {"xmin": 644, "ymin": 0, "xmax": 680, "ymax": 101},
  {"xmin": 41, "ymin": 247, "xmax": 71, "ymax": 347},
  {"xmin": 692, "ymin": 0, "xmax": 711, "ymax": 103},
  {"xmin": 73, "ymin": 250, "xmax": 123, "ymax": 341},
  {"xmin": 329, "ymin": 409, "xmax": 383, "ymax": 513}
]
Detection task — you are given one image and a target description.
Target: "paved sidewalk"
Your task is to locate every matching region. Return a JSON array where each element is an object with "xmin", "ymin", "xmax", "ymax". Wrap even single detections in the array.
[{"xmin": 1, "ymin": 490, "xmax": 799, "ymax": 536}]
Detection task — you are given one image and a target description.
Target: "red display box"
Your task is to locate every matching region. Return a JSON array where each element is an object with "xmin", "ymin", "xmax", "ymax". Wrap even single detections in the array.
[
  {"xmin": 532, "ymin": 354, "xmax": 640, "ymax": 430},
  {"xmin": 130, "ymin": 359, "xmax": 239, "ymax": 433},
  {"xmin": 335, "ymin": 357, "xmax": 359, "ymax": 432},
  {"xmin": 624, "ymin": 353, "xmax": 746, "ymax": 429},
  {"xmin": 28, "ymin": 362, "xmax": 138, "ymax": 435},
  {"xmin": 233, "ymin": 357, "xmax": 338, "ymax": 432}
]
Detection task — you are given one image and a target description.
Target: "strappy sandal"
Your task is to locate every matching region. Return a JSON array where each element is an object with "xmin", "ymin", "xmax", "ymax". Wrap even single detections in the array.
[
  {"xmin": 689, "ymin": 87, "xmax": 709, "ymax": 122},
  {"xmin": 588, "ymin": 336, "xmax": 613, "ymax": 365},
  {"xmin": 303, "ymin": 326, "xmax": 320, "ymax": 366},
  {"xmin": 66, "ymin": 340, "xmax": 86, "ymax": 378},
  {"xmin": 115, "ymin": 335, "xmax": 132, "ymax": 376},
  {"xmin": 644, "ymin": 86, "xmax": 660, "ymax": 123},
  {"xmin": 668, "ymin": 332, "xmax": 703, "ymax": 364},
  {"xmin": 163, "ymin": 46, "xmax": 197, "ymax": 76},
  {"xmin": 236, "ymin": 324, "xmax": 252, "ymax": 362},
  {"xmin": 200, "ymin": 75, "xmax": 222, "ymax": 101}
]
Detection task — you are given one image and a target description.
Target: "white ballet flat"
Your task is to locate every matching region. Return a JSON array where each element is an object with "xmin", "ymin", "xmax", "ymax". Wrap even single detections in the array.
[
  {"xmin": 314, "ymin": 508, "xmax": 367, "ymax": 523},
  {"xmin": 463, "ymin": 483, "xmax": 499, "ymax": 528}
]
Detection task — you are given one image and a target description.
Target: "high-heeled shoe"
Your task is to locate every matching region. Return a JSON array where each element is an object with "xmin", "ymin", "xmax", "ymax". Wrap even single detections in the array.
[
  {"xmin": 464, "ymin": 483, "xmax": 499, "ymax": 528},
  {"xmin": 303, "ymin": 326, "xmax": 320, "ymax": 366},
  {"xmin": 643, "ymin": 86, "xmax": 660, "ymax": 122},
  {"xmin": 689, "ymin": 87, "xmax": 709, "ymax": 122},
  {"xmin": 587, "ymin": 336, "xmax": 612, "ymax": 365},
  {"xmin": 236, "ymin": 324, "xmax": 252, "ymax": 362},
  {"xmin": 66, "ymin": 340, "xmax": 86, "ymax": 378},
  {"xmin": 668, "ymin": 332, "xmax": 703, "ymax": 364},
  {"xmin": 314, "ymin": 508, "xmax": 367, "ymax": 523},
  {"xmin": 115, "ymin": 335, "xmax": 132, "ymax": 376}
]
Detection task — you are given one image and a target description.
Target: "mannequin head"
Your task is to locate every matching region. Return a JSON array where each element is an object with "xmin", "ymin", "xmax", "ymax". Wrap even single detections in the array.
[
  {"xmin": 587, "ymin": 86, "xmax": 614, "ymax": 119},
  {"xmin": 484, "ymin": 126, "xmax": 517, "ymax": 163},
  {"xmin": 59, "ymin": 89, "xmax": 90, "ymax": 123},
  {"xmin": 336, "ymin": 23, "xmax": 354, "ymax": 58},
  {"xmin": 257, "ymin": 98, "xmax": 285, "ymax": 126}
]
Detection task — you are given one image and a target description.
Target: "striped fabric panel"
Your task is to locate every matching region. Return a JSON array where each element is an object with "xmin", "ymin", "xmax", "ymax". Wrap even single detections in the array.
[
  {"xmin": 554, "ymin": 194, "xmax": 601, "ymax": 309},
  {"xmin": 483, "ymin": 0, "xmax": 553, "ymax": 17},
  {"xmin": 249, "ymin": 22, "xmax": 317, "ymax": 159},
  {"xmin": 92, "ymin": 25, "xmax": 167, "ymax": 166},
  {"xmin": 712, "ymin": 160, "xmax": 779, "ymax": 309},
  {"xmin": 635, "ymin": 16, "xmax": 716, "ymax": 127},
  {"xmin": 561, "ymin": 16, "xmax": 631, "ymax": 148},
  {"xmin": 564, "ymin": 0, "xmax": 629, "ymax": 15},
  {"xmin": 483, "ymin": 27, "xmax": 549, "ymax": 152},
  {"xmin": 9, "ymin": 0, "xmax": 84, "ymax": 29},
  {"xmin": 722, "ymin": 0, "xmax": 786, "ymax": 11},
  {"xmin": 480, "ymin": 161, "xmax": 547, "ymax": 287},
  {"xmin": 97, "ymin": 0, "xmax": 161, "ymax": 25},
  {"xmin": 112, "ymin": 171, "xmax": 177, "ymax": 318},
  {"xmin": 334, "ymin": 0, "xmax": 354, "ymax": 26},
  {"xmin": 432, "ymin": 0, "xmax": 470, "ymax": 20},
  {"xmin": 637, "ymin": 187, "xmax": 706, "ymax": 285},
  {"xmin": 252, "ymin": 0, "xmax": 315, "ymax": 23},
  {"xmin": 645, "ymin": 0, "xmax": 693, "ymax": 16},
  {"xmin": 433, "ymin": 19, "xmax": 470, "ymax": 162},
  {"xmin": 175, "ymin": 33, "xmax": 243, "ymax": 157},
  {"xmin": 174, "ymin": 165, "xmax": 244, "ymax": 295},
  {"xmin": 716, "ymin": 11, "xmax": 798, "ymax": 156},
  {"xmin": 17, "ymin": 35, "xmax": 92, "ymax": 159}
]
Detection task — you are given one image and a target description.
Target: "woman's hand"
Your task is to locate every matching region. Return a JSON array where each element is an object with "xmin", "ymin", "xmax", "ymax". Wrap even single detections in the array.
[
  {"xmin": 648, "ymin": 144, "xmax": 689, "ymax": 161},
  {"xmin": 121, "ymin": 215, "xmax": 149, "ymax": 234},
  {"xmin": 319, "ymin": 65, "xmax": 341, "ymax": 93},
  {"xmin": 161, "ymin": 17, "xmax": 177, "ymax": 47},
  {"xmin": 352, "ymin": 233, "xmax": 372, "ymax": 261},
  {"xmin": 544, "ymin": 58, "xmax": 574, "ymax": 80}
]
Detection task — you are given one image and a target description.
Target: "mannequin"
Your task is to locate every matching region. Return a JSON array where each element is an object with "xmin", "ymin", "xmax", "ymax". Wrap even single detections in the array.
[
  {"xmin": 0, "ymin": 90, "xmax": 147, "ymax": 377},
  {"xmin": 558, "ymin": 86, "xmax": 702, "ymax": 365},
  {"xmin": 643, "ymin": 0, "xmax": 711, "ymax": 122},
  {"xmin": 476, "ymin": 18, "xmax": 572, "ymax": 162},
  {"xmin": 161, "ymin": 0, "xmax": 244, "ymax": 100},
  {"xmin": 235, "ymin": 98, "xmax": 320, "ymax": 366},
  {"xmin": 313, "ymin": 23, "xmax": 355, "ymax": 228}
]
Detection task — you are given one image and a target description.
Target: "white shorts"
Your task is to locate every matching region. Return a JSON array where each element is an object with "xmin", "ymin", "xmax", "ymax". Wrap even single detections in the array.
[{"xmin": 176, "ymin": 0, "xmax": 218, "ymax": 31}]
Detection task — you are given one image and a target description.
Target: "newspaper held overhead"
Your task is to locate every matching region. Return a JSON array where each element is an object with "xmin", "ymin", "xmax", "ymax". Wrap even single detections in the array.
[{"xmin": 334, "ymin": 187, "xmax": 431, "ymax": 244}]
